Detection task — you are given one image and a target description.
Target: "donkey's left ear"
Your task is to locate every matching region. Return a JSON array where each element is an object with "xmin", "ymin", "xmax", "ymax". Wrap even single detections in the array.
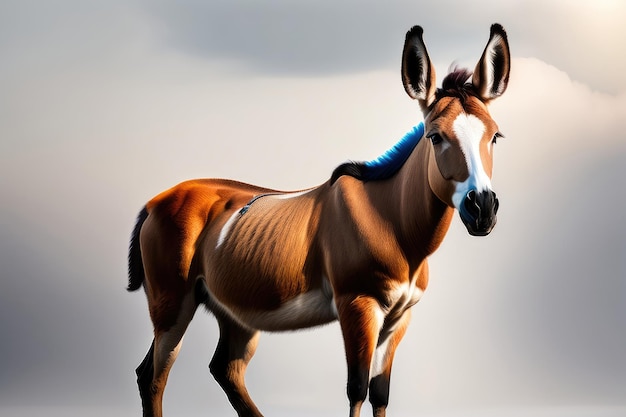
[{"xmin": 472, "ymin": 24, "xmax": 510, "ymax": 101}]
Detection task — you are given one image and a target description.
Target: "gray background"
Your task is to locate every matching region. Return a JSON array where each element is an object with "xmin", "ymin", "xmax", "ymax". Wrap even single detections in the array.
[{"xmin": 1, "ymin": 1, "xmax": 624, "ymax": 416}]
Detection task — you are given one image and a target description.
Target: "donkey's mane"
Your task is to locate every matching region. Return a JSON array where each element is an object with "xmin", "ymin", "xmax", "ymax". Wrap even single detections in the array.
[
  {"xmin": 330, "ymin": 123, "xmax": 424, "ymax": 184},
  {"xmin": 330, "ymin": 68, "xmax": 477, "ymax": 185}
]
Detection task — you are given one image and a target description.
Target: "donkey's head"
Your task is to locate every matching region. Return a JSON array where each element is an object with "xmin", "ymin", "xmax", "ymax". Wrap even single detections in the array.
[{"xmin": 401, "ymin": 24, "xmax": 510, "ymax": 236}]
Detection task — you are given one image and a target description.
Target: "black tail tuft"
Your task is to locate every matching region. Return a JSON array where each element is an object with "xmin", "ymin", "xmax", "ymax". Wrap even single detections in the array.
[{"xmin": 127, "ymin": 206, "xmax": 149, "ymax": 292}]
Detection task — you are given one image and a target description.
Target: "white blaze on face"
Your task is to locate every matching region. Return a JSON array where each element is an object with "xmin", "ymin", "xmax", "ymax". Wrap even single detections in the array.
[{"xmin": 451, "ymin": 113, "xmax": 493, "ymax": 209}]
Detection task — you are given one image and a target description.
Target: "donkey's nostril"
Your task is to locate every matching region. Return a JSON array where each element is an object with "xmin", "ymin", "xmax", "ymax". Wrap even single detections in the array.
[{"xmin": 464, "ymin": 190, "xmax": 481, "ymax": 219}]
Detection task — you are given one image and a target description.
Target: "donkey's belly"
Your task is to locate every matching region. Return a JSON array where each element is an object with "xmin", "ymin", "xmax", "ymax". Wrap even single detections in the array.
[
  {"xmin": 243, "ymin": 287, "xmax": 338, "ymax": 331},
  {"xmin": 205, "ymin": 279, "xmax": 338, "ymax": 331}
]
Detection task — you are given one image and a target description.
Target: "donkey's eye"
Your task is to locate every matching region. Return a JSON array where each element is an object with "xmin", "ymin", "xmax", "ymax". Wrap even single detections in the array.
[{"xmin": 429, "ymin": 134, "xmax": 443, "ymax": 145}]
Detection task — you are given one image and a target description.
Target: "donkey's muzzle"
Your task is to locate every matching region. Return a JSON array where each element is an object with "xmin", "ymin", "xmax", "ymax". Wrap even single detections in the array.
[{"xmin": 460, "ymin": 189, "xmax": 499, "ymax": 236}]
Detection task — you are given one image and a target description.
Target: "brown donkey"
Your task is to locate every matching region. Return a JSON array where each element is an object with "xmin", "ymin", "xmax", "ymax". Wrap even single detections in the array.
[{"xmin": 128, "ymin": 24, "xmax": 510, "ymax": 417}]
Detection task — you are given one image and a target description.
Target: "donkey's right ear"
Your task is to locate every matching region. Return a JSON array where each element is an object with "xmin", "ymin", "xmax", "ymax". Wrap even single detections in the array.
[{"xmin": 401, "ymin": 25, "xmax": 437, "ymax": 111}]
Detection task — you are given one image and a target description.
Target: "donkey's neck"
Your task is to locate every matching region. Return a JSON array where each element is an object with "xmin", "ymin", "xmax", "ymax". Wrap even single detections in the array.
[{"xmin": 370, "ymin": 136, "xmax": 454, "ymax": 267}]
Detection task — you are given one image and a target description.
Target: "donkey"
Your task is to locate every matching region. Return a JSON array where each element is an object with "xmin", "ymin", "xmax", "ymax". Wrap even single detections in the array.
[{"xmin": 128, "ymin": 24, "xmax": 510, "ymax": 417}]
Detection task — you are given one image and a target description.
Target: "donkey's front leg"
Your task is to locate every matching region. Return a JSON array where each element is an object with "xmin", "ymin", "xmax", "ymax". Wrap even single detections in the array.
[
  {"xmin": 368, "ymin": 310, "xmax": 412, "ymax": 417},
  {"xmin": 336, "ymin": 295, "xmax": 384, "ymax": 417}
]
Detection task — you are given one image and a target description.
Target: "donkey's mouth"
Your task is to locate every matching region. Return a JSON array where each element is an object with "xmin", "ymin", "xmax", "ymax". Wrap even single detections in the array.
[{"xmin": 463, "ymin": 218, "xmax": 497, "ymax": 236}]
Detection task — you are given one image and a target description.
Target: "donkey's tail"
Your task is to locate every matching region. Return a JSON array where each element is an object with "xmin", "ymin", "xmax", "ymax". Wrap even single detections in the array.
[{"xmin": 127, "ymin": 206, "xmax": 149, "ymax": 292}]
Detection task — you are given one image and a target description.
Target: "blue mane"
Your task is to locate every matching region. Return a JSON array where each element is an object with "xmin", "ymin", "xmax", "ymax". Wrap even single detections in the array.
[
  {"xmin": 330, "ymin": 122, "xmax": 424, "ymax": 184},
  {"xmin": 363, "ymin": 123, "xmax": 425, "ymax": 180}
]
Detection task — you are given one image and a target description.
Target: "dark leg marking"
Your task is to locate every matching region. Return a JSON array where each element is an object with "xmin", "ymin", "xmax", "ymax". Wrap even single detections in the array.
[{"xmin": 136, "ymin": 340, "xmax": 156, "ymax": 417}]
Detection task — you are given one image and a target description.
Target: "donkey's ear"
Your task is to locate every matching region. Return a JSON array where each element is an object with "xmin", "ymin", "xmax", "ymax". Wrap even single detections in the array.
[
  {"xmin": 402, "ymin": 25, "xmax": 437, "ymax": 110},
  {"xmin": 472, "ymin": 24, "xmax": 510, "ymax": 101}
]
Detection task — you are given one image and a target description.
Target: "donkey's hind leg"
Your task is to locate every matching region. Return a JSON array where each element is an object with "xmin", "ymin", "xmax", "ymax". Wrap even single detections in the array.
[
  {"xmin": 209, "ymin": 314, "xmax": 263, "ymax": 417},
  {"xmin": 136, "ymin": 340, "xmax": 156, "ymax": 417},
  {"xmin": 136, "ymin": 295, "xmax": 197, "ymax": 417}
]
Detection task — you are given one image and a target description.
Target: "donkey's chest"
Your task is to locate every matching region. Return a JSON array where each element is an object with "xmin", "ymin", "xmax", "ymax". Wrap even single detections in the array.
[{"xmin": 387, "ymin": 281, "xmax": 425, "ymax": 313}]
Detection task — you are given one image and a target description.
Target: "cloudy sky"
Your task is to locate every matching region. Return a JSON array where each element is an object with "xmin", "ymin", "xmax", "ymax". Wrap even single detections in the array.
[{"xmin": 1, "ymin": 1, "xmax": 625, "ymax": 416}]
